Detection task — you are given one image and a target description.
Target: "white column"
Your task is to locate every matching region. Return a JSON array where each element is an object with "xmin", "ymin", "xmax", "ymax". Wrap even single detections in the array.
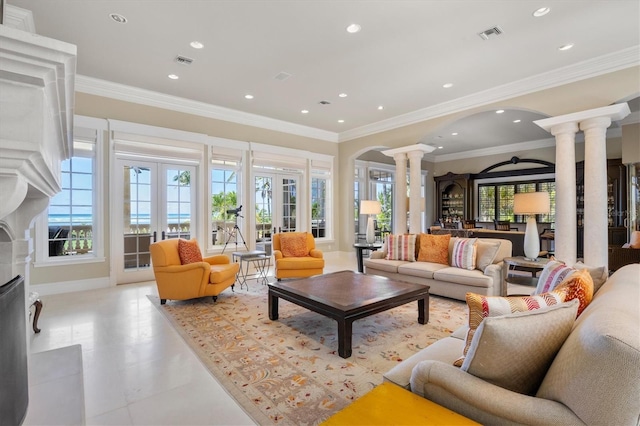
[
  {"xmin": 393, "ymin": 152, "xmax": 408, "ymax": 234},
  {"xmin": 407, "ymin": 150, "xmax": 424, "ymax": 234},
  {"xmin": 580, "ymin": 117, "xmax": 612, "ymax": 268},
  {"xmin": 550, "ymin": 122, "xmax": 579, "ymax": 265}
]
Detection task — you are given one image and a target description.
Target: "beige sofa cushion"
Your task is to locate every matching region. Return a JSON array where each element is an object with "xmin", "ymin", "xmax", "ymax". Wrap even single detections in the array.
[
  {"xmin": 397, "ymin": 262, "xmax": 449, "ymax": 279},
  {"xmin": 432, "ymin": 267, "xmax": 493, "ymax": 288},
  {"xmin": 461, "ymin": 300, "xmax": 578, "ymax": 395}
]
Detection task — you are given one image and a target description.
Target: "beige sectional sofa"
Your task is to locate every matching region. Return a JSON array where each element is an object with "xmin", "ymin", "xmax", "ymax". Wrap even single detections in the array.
[
  {"xmin": 363, "ymin": 237, "xmax": 512, "ymax": 301},
  {"xmin": 383, "ymin": 263, "xmax": 640, "ymax": 425}
]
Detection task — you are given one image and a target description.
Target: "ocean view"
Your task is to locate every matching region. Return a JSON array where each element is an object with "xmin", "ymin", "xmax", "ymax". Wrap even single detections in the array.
[{"xmin": 48, "ymin": 213, "xmax": 190, "ymax": 225}]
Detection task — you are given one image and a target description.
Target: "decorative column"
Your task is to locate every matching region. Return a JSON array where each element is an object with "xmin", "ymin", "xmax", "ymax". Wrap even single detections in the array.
[
  {"xmin": 580, "ymin": 117, "xmax": 612, "ymax": 268},
  {"xmin": 550, "ymin": 122, "xmax": 579, "ymax": 265},
  {"xmin": 408, "ymin": 150, "xmax": 425, "ymax": 234},
  {"xmin": 382, "ymin": 144, "xmax": 436, "ymax": 235},
  {"xmin": 392, "ymin": 152, "xmax": 408, "ymax": 234},
  {"xmin": 535, "ymin": 103, "xmax": 629, "ymax": 268}
]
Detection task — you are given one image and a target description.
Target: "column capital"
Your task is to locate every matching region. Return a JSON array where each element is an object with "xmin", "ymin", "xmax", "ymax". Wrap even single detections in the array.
[
  {"xmin": 550, "ymin": 122, "xmax": 579, "ymax": 137},
  {"xmin": 407, "ymin": 150, "xmax": 425, "ymax": 161},
  {"xmin": 580, "ymin": 116, "xmax": 612, "ymax": 132},
  {"xmin": 392, "ymin": 152, "xmax": 407, "ymax": 162}
]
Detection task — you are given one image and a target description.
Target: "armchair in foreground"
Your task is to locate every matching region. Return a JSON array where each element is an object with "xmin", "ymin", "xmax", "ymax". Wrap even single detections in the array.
[
  {"xmin": 273, "ymin": 232, "xmax": 324, "ymax": 280},
  {"xmin": 150, "ymin": 239, "xmax": 239, "ymax": 304}
]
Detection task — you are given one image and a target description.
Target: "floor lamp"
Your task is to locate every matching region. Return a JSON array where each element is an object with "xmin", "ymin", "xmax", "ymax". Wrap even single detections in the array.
[
  {"xmin": 360, "ymin": 200, "xmax": 381, "ymax": 244},
  {"xmin": 514, "ymin": 192, "xmax": 550, "ymax": 261}
]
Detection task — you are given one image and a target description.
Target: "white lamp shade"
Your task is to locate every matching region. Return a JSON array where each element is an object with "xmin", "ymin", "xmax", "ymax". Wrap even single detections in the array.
[
  {"xmin": 513, "ymin": 192, "xmax": 550, "ymax": 215},
  {"xmin": 360, "ymin": 200, "xmax": 381, "ymax": 215}
]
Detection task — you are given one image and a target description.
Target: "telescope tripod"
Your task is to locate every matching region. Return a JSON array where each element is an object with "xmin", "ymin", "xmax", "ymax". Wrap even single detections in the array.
[{"xmin": 221, "ymin": 214, "xmax": 248, "ymax": 253}]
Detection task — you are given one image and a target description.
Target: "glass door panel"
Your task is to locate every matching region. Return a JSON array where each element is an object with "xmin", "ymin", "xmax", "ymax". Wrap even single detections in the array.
[
  {"xmin": 123, "ymin": 164, "xmax": 154, "ymax": 274},
  {"xmin": 254, "ymin": 173, "xmax": 299, "ymax": 239},
  {"xmin": 281, "ymin": 177, "xmax": 297, "ymax": 232},
  {"xmin": 255, "ymin": 176, "xmax": 273, "ymax": 241},
  {"xmin": 165, "ymin": 167, "xmax": 193, "ymax": 239}
]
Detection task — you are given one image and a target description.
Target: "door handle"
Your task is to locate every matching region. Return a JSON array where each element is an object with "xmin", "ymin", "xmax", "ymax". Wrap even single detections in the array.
[
  {"xmin": 162, "ymin": 230, "xmax": 166, "ymax": 240},
  {"xmin": 153, "ymin": 231, "xmax": 157, "ymax": 243}
]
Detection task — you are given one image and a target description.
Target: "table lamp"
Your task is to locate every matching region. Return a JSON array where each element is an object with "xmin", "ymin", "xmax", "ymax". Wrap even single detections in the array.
[
  {"xmin": 360, "ymin": 200, "xmax": 381, "ymax": 244},
  {"xmin": 514, "ymin": 192, "xmax": 550, "ymax": 260}
]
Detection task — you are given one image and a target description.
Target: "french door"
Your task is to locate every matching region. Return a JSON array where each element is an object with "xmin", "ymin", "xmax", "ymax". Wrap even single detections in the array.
[
  {"xmin": 254, "ymin": 172, "xmax": 299, "ymax": 241},
  {"xmin": 114, "ymin": 158, "xmax": 196, "ymax": 284}
]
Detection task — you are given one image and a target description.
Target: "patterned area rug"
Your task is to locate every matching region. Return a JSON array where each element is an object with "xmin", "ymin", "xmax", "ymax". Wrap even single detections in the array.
[{"xmin": 150, "ymin": 280, "xmax": 467, "ymax": 425}]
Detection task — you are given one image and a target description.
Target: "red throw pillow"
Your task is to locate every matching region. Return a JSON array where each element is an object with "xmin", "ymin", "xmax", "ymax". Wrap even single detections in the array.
[
  {"xmin": 280, "ymin": 232, "xmax": 309, "ymax": 257},
  {"xmin": 178, "ymin": 239, "xmax": 203, "ymax": 264}
]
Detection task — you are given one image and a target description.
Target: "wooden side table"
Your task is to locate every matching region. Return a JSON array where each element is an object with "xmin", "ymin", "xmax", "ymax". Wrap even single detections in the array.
[
  {"xmin": 502, "ymin": 256, "xmax": 551, "ymax": 296},
  {"xmin": 353, "ymin": 242, "xmax": 383, "ymax": 273},
  {"xmin": 322, "ymin": 382, "xmax": 479, "ymax": 425}
]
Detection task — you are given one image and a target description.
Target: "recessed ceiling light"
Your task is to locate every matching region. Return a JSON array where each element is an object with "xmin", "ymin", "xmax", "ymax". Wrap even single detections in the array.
[
  {"xmin": 346, "ymin": 24, "xmax": 361, "ymax": 33},
  {"xmin": 190, "ymin": 41, "xmax": 204, "ymax": 49},
  {"xmin": 377, "ymin": 105, "xmax": 384, "ymax": 110},
  {"xmin": 109, "ymin": 13, "xmax": 127, "ymax": 24},
  {"xmin": 513, "ymin": 119, "xmax": 522, "ymax": 123},
  {"xmin": 558, "ymin": 43, "xmax": 574, "ymax": 51},
  {"xmin": 338, "ymin": 93, "xmax": 348, "ymax": 98},
  {"xmin": 438, "ymin": 146, "xmax": 443, "ymax": 149},
  {"xmin": 168, "ymin": 74, "xmax": 179, "ymax": 80},
  {"xmin": 301, "ymin": 109, "xmax": 309, "ymax": 114},
  {"xmin": 338, "ymin": 119, "xmax": 345, "ymax": 123},
  {"xmin": 496, "ymin": 109, "xmax": 505, "ymax": 114},
  {"xmin": 533, "ymin": 7, "xmax": 551, "ymax": 17},
  {"xmin": 244, "ymin": 94, "xmax": 254, "ymax": 99},
  {"xmin": 451, "ymin": 132, "xmax": 458, "ymax": 136},
  {"xmin": 442, "ymin": 83, "xmax": 453, "ymax": 89}
]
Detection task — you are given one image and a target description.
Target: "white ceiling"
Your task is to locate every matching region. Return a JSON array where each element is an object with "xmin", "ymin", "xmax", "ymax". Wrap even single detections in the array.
[{"xmin": 8, "ymin": 0, "xmax": 640, "ymax": 154}]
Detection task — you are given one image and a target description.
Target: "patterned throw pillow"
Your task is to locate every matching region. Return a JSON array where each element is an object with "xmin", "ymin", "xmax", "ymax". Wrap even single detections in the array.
[
  {"xmin": 461, "ymin": 300, "xmax": 579, "ymax": 395},
  {"xmin": 450, "ymin": 238, "xmax": 477, "ymax": 270},
  {"xmin": 535, "ymin": 260, "xmax": 575, "ymax": 294},
  {"xmin": 573, "ymin": 262, "xmax": 608, "ymax": 294},
  {"xmin": 386, "ymin": 234, "xmax": 417, "ymax": 262},
  {"xmin": 178, "ymin": 239, "xmax": 203, "ymax": 264},
  {"xmin": 553, "ymin": 268, "xmax": 594, "ymax": 316},
  {"xmin": 417, "ymin": 233, "xmax": 450, "ymax": 264},
  {"xmin": 453, "ymin": 291, "xmax": 567, "ymax": 367},
  {"xmin": 280, "ymin": 232, "xmax": 309, "ymax": 257}
]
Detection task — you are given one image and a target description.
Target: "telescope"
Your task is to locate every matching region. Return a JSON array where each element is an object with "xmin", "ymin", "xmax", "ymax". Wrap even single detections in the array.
[{"xmin": 226, "ymin": 205, "xmax": 243, "ymax": 216}]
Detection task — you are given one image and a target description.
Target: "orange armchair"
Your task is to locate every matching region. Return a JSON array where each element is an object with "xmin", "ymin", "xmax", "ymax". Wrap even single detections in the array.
[
  {"xmin": 273, "ymin": 232, "xmax": 324, "ymax": 280},
  {"xmin": 150, "ymin": 239, "xmax": 239, "ymax": 304}
]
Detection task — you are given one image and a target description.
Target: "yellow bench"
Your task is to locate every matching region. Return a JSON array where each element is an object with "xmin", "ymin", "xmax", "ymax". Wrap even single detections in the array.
[{"xmin": 322, "ymin": 382, "xmax": 479, "ymax": 426}]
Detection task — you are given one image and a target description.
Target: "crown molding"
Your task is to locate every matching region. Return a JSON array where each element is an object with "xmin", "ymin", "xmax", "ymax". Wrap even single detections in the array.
[
  {"xmin": 74, "ymin": 75, "xmax": 339, "ymax": 143},
  {"xmin": 4, "ymin": 5, "xmax": 36, "ymax": 32},
  {"xmin": 339, "ymin": 46, "xmax": 640, "ymax": 143}
]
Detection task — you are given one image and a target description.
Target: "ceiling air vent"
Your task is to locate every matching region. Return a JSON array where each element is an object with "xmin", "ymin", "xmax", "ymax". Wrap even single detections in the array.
[
  {"xmin": 319, "ymin": 100, "xmax": 331, "ymax": 105},
  {"xmin": 478, "ymin": 26, "xmax": 503, "ymax": 40},
  {"xmin": 175, "ymin": 55, "xmax": 194, "ymax": 65},
  {"xmin": 274, "ymin": 71, "xmax": 292, "ymax": 81}
]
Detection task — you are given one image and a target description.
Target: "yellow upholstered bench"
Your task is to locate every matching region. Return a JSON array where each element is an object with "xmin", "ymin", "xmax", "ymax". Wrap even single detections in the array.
[{"xmin": 322, "ymin": 382, "xmax": 479, "ymax": 426}]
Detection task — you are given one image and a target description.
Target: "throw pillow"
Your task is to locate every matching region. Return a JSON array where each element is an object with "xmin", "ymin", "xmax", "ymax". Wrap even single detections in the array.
[
  {"xmin": 178, "ymin": 239, "xmax": 203, "ymax": 264},
  {"xmin": 453, "ymin": 291, "xmax": 567, "ymax": 367},
  {"xmin": 573, "ymin": 261, "xmax": 608, "ymax": 294},
  {"xmin": 386, "ymin": 234, "xmax": 417, "ymax": 262},
  {"xmin": 535, "ymin": 260, "xmax": 575, "ymax": 294},
  {"xmin": 461, "ymin": 300, "xmax": 579, "ymax": 395},
  {"xmin": 553, "ymin": 268, "xmax": 594, "ymax": 316},
  {"xmin": 475, "ymin": 240, "xmax": 501, "ymax": 272},
  {"xmin": 417, "ymin": 233, "xmax": 450, "ymax": 264},
  {"xmin": 280, "ymin": 232, "xmax": 309, "ymax": 257},
  {"xmin": 450, "ymin": 238, "xmax": 477, "ymax": 270}
]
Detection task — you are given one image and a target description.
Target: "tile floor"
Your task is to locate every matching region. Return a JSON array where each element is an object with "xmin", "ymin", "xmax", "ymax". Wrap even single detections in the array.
[{"xmin": 26, "ymin": 252, "xmax": 357, "ymax": 426}]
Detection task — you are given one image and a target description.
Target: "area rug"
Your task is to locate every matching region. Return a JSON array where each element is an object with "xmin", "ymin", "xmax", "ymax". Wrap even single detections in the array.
[{"xmin": 150, "ymin": 282, "xmax": 467, "ymax": 425}]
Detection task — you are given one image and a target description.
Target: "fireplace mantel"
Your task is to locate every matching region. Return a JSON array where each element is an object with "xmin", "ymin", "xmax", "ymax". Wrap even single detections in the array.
[{"xmin": 0, "ymin": 16, "xmax": 76, "ymax": 284}]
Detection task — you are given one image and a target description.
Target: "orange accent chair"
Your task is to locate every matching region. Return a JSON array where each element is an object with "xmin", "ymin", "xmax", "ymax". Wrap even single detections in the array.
[
  {"xmin": 150, "ymin": 239, "xmax": 239, "ymax": 304},
  {"xmin": 273, "ymin": 232, "xmax": 325, "ymax": 280}
]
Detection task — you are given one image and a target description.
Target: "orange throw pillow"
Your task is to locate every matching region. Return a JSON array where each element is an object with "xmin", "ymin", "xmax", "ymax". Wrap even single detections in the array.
[
  {"xmin": 280, "ymin": 232, "xmax": 309, "ymax": 257},
  {"xmin": 553, "ymin": 268, "xmax": 594, "ymax": 316},
  {"xmin": 178, "ymin": 239, "xmax": 203, "ymax": 264},
  {"xmin": 417, "ymin": 233, "xmax": 451, "ymax": 265}
]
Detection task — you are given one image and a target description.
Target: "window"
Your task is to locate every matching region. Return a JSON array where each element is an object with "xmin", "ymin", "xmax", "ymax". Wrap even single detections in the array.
[
  {"xmin": 211, "ymin": 159, "xmax": 240, "ymax": 247},
  {"xmin": 311, "ymin": 173, "xmax": 328, "ymax": 239},
  {"xmin": 478, "ymin": 179, "xmax": 555, "ymax": 224},
  {"xmin": 42, "ymin": 121, "xmax": 103, "ymax": 262},
  {"xmin": 369, "ymin": 169, "xmax": 394, "ymax": 233}
]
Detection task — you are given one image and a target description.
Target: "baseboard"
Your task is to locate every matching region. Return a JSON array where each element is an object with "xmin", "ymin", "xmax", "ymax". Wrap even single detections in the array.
[{"xmin": 30, "ymin": 277, "xmax": 111, "ymax": 296}]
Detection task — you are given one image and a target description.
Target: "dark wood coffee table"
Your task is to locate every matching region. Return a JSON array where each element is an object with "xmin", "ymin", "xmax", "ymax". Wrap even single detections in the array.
[{"xmin": 268, "ymin": 270, "xmax": 430, "ymax": 358}]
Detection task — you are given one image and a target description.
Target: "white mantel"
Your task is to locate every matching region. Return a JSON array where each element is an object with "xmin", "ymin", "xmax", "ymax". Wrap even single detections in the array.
[{"xmin": 0, "ymin": 16, "xmax": 76, "ymax": 284}]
